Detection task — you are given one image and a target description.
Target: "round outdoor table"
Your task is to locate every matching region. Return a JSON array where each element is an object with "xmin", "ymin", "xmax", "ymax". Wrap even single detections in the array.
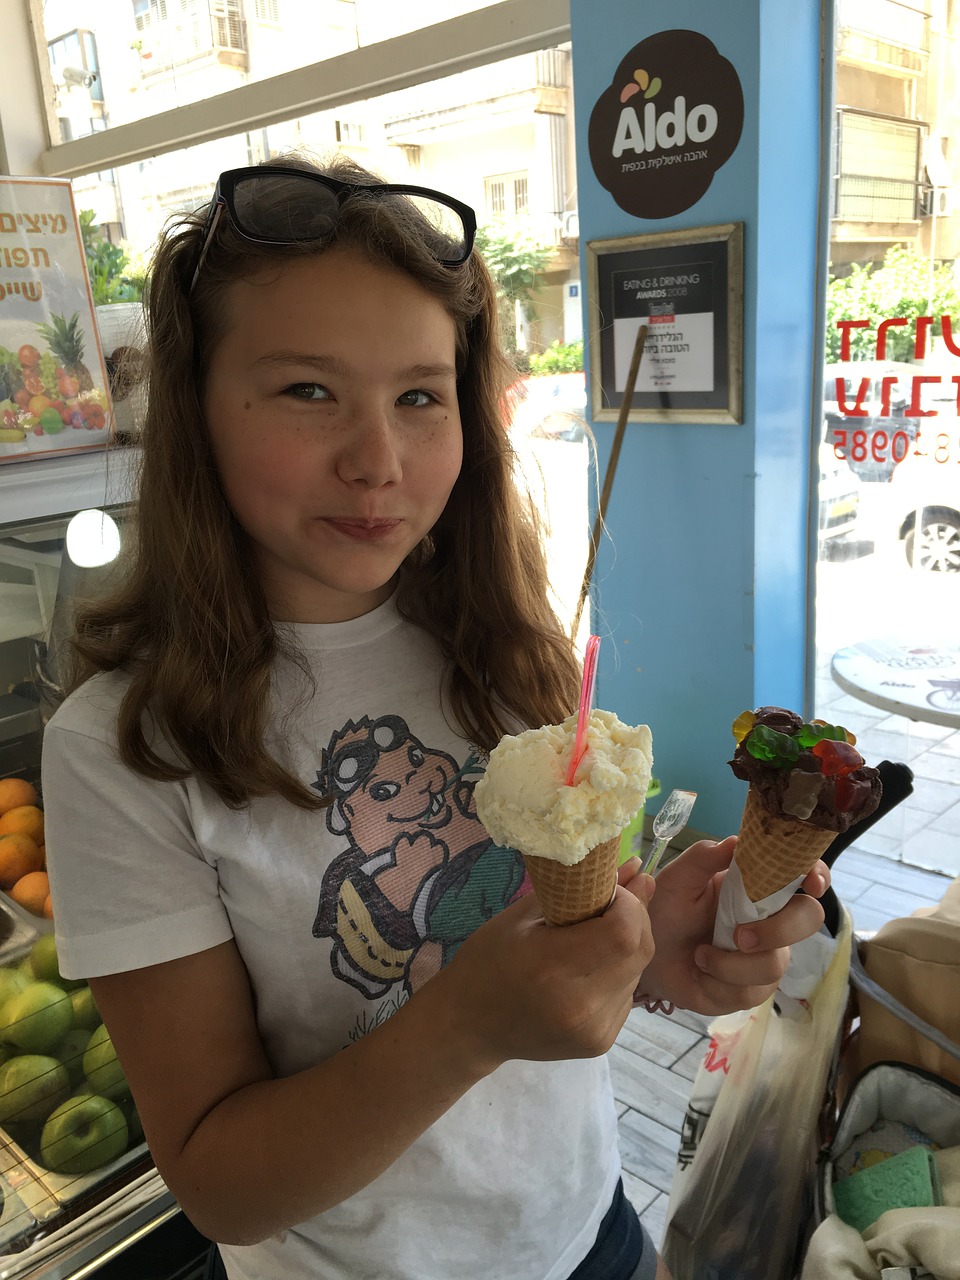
[{"xmin": 831, "ymin": 637, "xmax": 960, "ymax": 729}]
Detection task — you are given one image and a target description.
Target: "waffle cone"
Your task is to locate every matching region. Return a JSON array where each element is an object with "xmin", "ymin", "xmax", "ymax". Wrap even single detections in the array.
[
  {"xmin": 735, "ymin": 786, "xmax": 836, "ymax": 902},
  {"xmin": 522, "ymin": 836, "xmax": 621, "ymax": 926}
]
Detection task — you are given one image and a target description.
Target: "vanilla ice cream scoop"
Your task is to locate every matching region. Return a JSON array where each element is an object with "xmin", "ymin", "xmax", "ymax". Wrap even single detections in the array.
[{"xmin": 474, "ymin": 708, "xmax": 653, "ymax": 866}]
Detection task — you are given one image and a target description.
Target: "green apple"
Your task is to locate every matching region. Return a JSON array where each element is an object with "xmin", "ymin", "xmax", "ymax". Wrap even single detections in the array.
[
  {"xmin": 40, "ymin": 1093, "xmax": 129, "ymax": 1175},
  {"xmin": 0, "ymin": 966, "xmax": 29, "ymax": 1012},
  {"xmin": 83, "ymin": 1023, "xmax": 129, "ymax": 1100},
  {"xmin": 0, "ymin": 1054, "xmax": 70, "ymax": 1124},
  {"xmin": 55, "ymin": 1028, "xmax": 92, "ymax": 1089},
  {"xmin": 0, "ymin": 982, "xmax": 73, "ymax": 1054},
  {"xmin": 28, "ymin": 935, "xmax": 86, "ymax": 990},
  {"xmin": 69, "ymin": 985, "xmax": 100, "ymax": 1031}
]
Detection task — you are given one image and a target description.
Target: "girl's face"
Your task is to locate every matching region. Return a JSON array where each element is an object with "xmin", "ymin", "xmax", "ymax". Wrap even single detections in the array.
[{"xmin": 204, "ymin": 248, "xmax": 463, "ymax": 623}]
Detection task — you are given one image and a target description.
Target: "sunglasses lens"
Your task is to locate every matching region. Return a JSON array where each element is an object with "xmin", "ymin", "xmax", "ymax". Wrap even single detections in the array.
[
  {"xmin": 229, "ymin": 173, "xmax": 469, "ymax": 262},
  {"xmin": 232, "ymin": 173, "xmax": 340, "ymax": 241},
  {"xmin": 404, "ymin": 193, "xmax": 469, "ymax": 262}
]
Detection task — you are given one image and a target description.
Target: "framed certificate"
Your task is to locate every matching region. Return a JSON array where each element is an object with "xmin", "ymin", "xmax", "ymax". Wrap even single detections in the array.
[{"xmin": 586, "ymin": 222, "xmax": 744, "ymax": 424}]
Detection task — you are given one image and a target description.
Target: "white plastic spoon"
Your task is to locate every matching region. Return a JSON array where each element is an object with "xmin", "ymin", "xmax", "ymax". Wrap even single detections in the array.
[{"xmin": 641, "ymin": 789, "xmax": 697, "ymax": 877}]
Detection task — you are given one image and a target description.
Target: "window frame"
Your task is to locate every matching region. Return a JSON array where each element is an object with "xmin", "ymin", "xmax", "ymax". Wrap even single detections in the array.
[{"xmin": 34, "ymin": 0, "xmax": 571, "ymax": 181}]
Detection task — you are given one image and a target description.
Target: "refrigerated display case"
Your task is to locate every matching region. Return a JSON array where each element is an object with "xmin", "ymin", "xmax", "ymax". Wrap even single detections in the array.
[{"xmin": 0, "ymin": 448, "xmax": 211, "ymax": 1277}]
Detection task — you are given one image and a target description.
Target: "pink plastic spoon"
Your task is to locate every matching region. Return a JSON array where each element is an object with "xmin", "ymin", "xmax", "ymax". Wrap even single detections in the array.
[{"xmin": 565, "ymin": 634, "xmax": 600, "ymax": 785}]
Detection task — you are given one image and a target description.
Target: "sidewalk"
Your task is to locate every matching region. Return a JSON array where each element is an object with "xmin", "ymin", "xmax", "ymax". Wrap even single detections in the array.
[{"xmin": 815, "ymin": 659, "xmax": 960, "ymax": 880}]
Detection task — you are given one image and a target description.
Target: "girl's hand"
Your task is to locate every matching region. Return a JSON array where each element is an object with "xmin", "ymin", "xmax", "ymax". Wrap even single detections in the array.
[
  {"xmin": 441, "ymin": 871, "xmax": 656, "ymax": 1070},
  {"xmin": 621, "ymin": 836, "xmax": 829, "ymax": 1016}
]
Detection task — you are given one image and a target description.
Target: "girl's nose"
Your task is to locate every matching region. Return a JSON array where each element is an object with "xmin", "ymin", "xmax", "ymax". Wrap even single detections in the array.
[{"xmin": 336, "ymin": 411, "xmax": 403, "ymax": 487}]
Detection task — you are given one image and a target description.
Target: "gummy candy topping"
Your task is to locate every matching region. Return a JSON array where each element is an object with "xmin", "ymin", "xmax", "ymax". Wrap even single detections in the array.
[
  {"xmin": 728, "ymin": 706, "xmax": 881, "ymax": 831},
  {"xmin": 745, "ymin": 725, "xmax": 800, "ymax": 767},
  {"xmin": 810, "ymin": 738, "xmax": 862, "ymax": 777},
  {"xmin": 796, "ymin": 721, "xmax": 851, "ymax": 748},
  {"xmin": 732, "ymin": 709, "xmax": 756, "ymax": 743}
]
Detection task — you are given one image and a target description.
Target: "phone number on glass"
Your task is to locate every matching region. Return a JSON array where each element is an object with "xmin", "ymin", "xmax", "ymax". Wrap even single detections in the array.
[{"xmin": 832, "ymin": 430, "xmax": 960, "ymax": 465}]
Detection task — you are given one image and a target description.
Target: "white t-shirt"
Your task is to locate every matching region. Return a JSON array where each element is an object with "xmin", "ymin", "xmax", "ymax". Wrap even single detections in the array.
[{"xmin": 42, "ymin": 597, "xmax": 621, "ymax": 1280}]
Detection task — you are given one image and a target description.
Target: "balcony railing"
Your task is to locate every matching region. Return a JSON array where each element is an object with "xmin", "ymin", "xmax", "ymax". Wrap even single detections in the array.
[
  {"xmin": 837, "ymin": 0, "xmax": 929, "ymax": 73},
  {"xmin": 834, "ymin": 109, "xmax": 924, "ymax": 222},
  {"xmin": 137, "ymin": 0, "xmax": 247, "ymax": 70},
  {"xmin": 834, "ymin": 173, "xmax": 921, "ymax": 222}
]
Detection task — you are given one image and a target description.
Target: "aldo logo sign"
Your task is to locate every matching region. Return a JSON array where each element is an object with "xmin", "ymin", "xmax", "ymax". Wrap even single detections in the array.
[{"xmin": 588, "ymin": 29, "xmax": 744, "ymax": 219}]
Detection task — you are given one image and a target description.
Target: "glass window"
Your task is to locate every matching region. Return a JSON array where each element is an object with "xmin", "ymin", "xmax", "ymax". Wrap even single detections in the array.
[
  {"xmin": 48, "ymin": 26, "xmax": 104, "ymax": 119},
  {"xmin": 32, "ymin": 4, "xmax": 588, "ymax": 635},
  {"xmin": 36, "ymin": 0, "xmax": 515, "ymax": 138},
  {"xmin": 485, "ymin": 177, "xmax": 506, "ymax": 217},
  {"xmin": 60, "ymin": 41, "xmax": 587, "ymax": 634},
  {"xmin": 815, "ymin": 0, "xmax": 960, "ymax": 881},
  {"xmin": 485, "ymin": 171, "xmax": 530, "ymax": 220}
]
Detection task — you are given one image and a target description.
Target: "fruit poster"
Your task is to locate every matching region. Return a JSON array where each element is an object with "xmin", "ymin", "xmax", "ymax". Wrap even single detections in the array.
[{"xmin": 0, "ymin": 177, "xmax": 112, "ymax": 464}]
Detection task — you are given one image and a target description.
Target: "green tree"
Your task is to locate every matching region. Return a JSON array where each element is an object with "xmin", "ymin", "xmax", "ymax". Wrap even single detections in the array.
[
  {"xmin": 475, "ymin": 224, "xmax": 553, "ymax": 366},
  {"xmin": 78, "ymin": 210, "xmax": 145, "ymax": 306},
  {"xmin": 826, "ymin": 244, "xmax": 960, "ymax": 363},
  {"xmin": 528, "ymin": 339, "xmax": 583, "ymax": 374}
]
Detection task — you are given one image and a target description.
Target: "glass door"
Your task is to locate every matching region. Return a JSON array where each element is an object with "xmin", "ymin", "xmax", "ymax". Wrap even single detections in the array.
[{"xmin": 814, "ymin": 0, "xmax": 960, "ymax": 880}]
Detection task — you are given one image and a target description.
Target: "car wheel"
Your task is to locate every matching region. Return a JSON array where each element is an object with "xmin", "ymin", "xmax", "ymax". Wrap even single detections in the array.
[{"xmin": 904, "ymin": 509, "xmax": 960, "ymax": 573}]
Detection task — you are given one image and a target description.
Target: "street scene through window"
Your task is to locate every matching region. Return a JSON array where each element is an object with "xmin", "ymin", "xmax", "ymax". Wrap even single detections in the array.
[{"xmin": 815, "ymin": 0, "xmax": 960, "ymax": 879}]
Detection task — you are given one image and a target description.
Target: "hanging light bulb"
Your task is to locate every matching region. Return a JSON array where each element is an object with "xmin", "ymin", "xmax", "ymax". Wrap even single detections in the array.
[{"xmin": 65, "ymin": 508, "xmax": 121, "ymax": 568}]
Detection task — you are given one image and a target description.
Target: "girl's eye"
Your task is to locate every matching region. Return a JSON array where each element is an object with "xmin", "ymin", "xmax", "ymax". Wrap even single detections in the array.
[
  {"xmin": 397, "ymin": 389, "xmax": 435, "ymax": 408},
  {"xmin": 285, "ymin": 382, "xmax": 331, "ymax": 401}
]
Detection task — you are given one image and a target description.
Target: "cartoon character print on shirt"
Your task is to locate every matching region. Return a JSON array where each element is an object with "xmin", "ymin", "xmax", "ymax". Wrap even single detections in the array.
[{"xmin": 312, "ymin": 714, "xmax": 524, "ymax": 1003}]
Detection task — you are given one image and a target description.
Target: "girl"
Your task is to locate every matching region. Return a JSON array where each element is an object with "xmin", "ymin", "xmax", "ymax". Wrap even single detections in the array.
[{"xmin": 42, "ymin": 155, "xmax": 829, "ymax": 1280}]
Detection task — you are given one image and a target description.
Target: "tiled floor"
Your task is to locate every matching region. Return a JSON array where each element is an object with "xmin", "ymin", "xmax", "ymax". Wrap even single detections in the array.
[
  {"xmin": 619, "ymin": 762, "xmax": 957, "ymax": 1244},
  {"xmin": 813, "ymin": 656, "xmax": 960, "ymax": 882}
]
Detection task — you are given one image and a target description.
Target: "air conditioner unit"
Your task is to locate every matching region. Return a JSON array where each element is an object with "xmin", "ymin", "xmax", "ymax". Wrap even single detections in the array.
[
  {"xmin": 560, "ymin": 210, "xmax": 579, "ymax": 240},
  {"xmin": 935, "ymin": 187, "xmax": 956, "ymax": 216}
]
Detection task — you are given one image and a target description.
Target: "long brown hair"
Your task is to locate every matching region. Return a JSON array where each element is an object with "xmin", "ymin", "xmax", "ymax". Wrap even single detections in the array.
[{"xmin": 70, "ymin": 153, "xmax": 580, "ymax": 808}]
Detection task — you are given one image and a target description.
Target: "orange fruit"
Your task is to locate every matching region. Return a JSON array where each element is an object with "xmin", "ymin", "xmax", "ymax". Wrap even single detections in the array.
[
  {"xmin": 0, "ymin": 834, "xmax": 43, "ymax": 889},
  {"xmin": 38, "ymin": 844, "xmax": 46, "ymax": 871},
  {"xmin": 0, "ymin": 778, "xmax": 37, "ymax": 815},
  {"xmin": 42, "ymin": 894, "xmax": 54, "ymax": 920},
  {"xmin": 9, "ymin": 870, "xmax": 50, "ymax": 916},
  {"xmin": 0, "ymin": 805, "xmax": 44, "ymax": 844}
]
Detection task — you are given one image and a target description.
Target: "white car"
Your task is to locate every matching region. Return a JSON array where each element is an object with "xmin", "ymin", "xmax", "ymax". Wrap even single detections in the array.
[
  {"xmin": 888, "ymin": 432, "xmax": 960, "ymax": 572},
  {"xmin": 818, "ymin": 439, "xmax": 861, "ymax": 546}
]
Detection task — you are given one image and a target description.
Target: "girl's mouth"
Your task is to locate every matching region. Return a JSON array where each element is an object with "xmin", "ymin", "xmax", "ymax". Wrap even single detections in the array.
[{"xmin": 324, "ymin": 518, "xmax": 402, "ymax": 542}]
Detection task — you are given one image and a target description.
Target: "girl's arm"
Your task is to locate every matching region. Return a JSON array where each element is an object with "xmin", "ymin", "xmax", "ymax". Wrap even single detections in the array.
[{"xmin": 89, "ymin": 878, "xmax": 654, "ymax": 1247}]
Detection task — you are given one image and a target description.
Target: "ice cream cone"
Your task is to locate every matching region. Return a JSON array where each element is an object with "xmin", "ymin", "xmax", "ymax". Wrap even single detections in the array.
[
  {"xmin": 734, "ymin": 786, "xmax": 836, "ymax": 903},
  {"xmin": 522, "ymin": 836, "xmax": 621, "ymax": 926}
]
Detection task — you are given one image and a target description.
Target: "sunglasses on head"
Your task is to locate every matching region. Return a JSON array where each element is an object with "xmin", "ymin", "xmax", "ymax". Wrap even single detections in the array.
[{"xmin": 187, "ymin": 165, "xmax": 478, "ymax": 294}]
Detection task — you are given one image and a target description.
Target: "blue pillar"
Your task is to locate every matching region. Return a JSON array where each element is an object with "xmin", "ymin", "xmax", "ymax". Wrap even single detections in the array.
[{"xmin": 570, "ymin": 1, "xmax": 830, "ymax": 834}]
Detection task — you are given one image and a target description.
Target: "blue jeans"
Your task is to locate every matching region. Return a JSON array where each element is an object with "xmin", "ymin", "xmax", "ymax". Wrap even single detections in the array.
[
  {"xmin": 203, "ymin": 1243, "xmax": 228, "ymax": 1280},
  {"xmin": 567, "ymin": 1177, "xmax": 656, "ymax": 1280}
]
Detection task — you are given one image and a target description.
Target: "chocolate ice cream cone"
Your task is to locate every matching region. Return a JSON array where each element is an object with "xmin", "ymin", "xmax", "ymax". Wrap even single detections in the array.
[
  {"xmin": 523, "ymin": 836, "xmax": 621, "ymax": 926},
  {"xmin": 734, "ymin": 786, "xmax": 835, "ymax": 903}
]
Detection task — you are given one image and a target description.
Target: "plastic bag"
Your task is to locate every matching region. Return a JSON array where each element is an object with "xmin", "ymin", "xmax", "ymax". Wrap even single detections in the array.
[{"xmin": 661, "ymin": 908, "xmax": 853, "ymax": 1280}]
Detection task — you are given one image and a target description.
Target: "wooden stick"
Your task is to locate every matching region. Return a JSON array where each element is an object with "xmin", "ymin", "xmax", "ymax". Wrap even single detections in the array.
[{"xmin": 573, "ymin": 323, "xmax": 649, "ymax": 636}]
